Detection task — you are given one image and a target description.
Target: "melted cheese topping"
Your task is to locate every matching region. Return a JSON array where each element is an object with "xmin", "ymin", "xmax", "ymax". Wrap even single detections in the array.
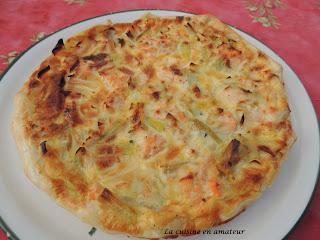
[{"xmin": 15, "ymin": 14, "xmax": 295, "ymax": 238}]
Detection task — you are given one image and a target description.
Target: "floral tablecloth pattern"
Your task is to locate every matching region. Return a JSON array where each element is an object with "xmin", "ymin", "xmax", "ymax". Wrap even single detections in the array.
[{"xmin": 0, "ymin": 0, "xmax": 319, "ymax": 239}]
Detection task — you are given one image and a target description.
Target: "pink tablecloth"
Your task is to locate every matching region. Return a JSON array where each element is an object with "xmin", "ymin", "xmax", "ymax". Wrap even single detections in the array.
[{"xmin": 0, "ymin": 0, "xmax": 319, "ymax": 239}]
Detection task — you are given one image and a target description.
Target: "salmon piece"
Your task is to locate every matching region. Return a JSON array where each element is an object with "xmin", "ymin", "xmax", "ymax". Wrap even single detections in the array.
[
  {"xmin": 218, "ymin": 43, "xmax": 241, "ymax": 59},
  {"xmin": 209, "ymin": 178, "xmax": 221, "ymax": 197},
  {"xmin": 165, "ymin": 146, "xmax": 180, "ymax": 160},
  {"xmin": 143, "ymin": 134, "xmax": 165, "ymax": 159},
  {"xmin": 176, "ymin": 111, "xmax": 187, "ymax": 122}
]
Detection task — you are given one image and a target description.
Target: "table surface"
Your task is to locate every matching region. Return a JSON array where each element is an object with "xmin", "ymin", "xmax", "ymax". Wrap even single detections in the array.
[{"xmin": 0, "ymin": 0, "xmax": 319, "ymax": 239}]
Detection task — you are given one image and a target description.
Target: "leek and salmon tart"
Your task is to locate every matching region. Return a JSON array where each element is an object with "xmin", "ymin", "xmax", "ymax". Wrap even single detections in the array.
[{"xmin": 12, "ymin": 14, "xmax": 295, "ymax": 238}]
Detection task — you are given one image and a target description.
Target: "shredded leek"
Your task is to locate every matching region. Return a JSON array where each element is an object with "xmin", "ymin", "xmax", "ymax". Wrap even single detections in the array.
[
  {"xmin": 186, "ymin": 73, "xmax": 198, "ymax": 86},
  {"xmin": 118, "ymin": 140, "xmax": 135, "ymax": 156},
  {"xmin": 162, "ymin": 161, "xmax": 188, "ymax": 173},
  {"xmin": 90, "ymin": 120, "xmax": 125, "ymax": 145},
  {"xmin": 145, "ymin": 117, "xmax": 166, "ymax": 132},
  {"xmin": 211, "ymin": 58, "xmax": 225, "ymax": 71},
  {"xmin": 201, "ymin": 47, "xmax": 209, "ymax": 62},
  {"xmin": 178, "ymin": 42, "xmax": 191, "ymax": 59},
  {"xmin": 65, "ymin": 180, "xmax": 81, "ymax": 199},
  {"xmin": 193, "ymin": 119, "xmax": 222, "ymax": 143},
  {"xmin": 136, "ymin": 28, "xmax": 151, "ymax": 40},
  {"xmin": 213, "ymin": 37, "xmax": 223, "ymax": 48}
]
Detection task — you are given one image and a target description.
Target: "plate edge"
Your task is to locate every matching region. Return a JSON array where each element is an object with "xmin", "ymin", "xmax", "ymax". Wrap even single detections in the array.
[{"xmin": 0, "ymin": 8, "xmax": 319, "ymax": 240}]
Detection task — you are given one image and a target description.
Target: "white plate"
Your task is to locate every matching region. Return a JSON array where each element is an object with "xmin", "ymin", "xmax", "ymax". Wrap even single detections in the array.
[{"xmin": 0, "ymin": 9, "xmax": 319, "ymax": 240}]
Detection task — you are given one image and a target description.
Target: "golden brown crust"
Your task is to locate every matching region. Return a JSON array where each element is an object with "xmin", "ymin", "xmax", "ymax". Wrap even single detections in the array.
[{"xmin": 12, "ymin": 14, "xmax": 296, "ymax": 238}]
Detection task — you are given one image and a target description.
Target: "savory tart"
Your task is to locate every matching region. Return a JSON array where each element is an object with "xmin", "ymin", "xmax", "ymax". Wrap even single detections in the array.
[{"xmin": 12, "ymin": 14, "xmax": 295, "ymax": 238}]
